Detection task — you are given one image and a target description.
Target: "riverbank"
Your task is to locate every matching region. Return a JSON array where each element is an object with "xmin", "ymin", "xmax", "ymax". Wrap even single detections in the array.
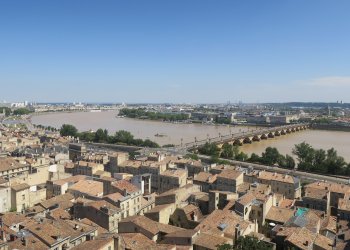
[
  {"xmin": 30, "ymin": 111, "xmax": 350, "ymax": 161},
  {"xmin": 311, "ymin": 124, "xmax": 350, "ymax": 132}
]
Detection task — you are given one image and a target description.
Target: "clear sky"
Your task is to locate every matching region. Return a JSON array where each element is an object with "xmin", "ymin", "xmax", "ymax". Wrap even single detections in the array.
[{"xmin": 1, "ymin": 0, "xmax": 350, "ymax": 103}]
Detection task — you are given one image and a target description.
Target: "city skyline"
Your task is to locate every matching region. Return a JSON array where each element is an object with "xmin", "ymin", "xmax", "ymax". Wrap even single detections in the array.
[{"xmin": 1, "ymin": 0, "xmax": 350, "ymax": 103}]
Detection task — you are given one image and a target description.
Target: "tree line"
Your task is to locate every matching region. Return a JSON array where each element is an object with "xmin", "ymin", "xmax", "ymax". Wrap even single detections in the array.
[
  {"xmin": 293, "ymin": 142, "xmax": 350, "ymax": 175},
  {"xmin": 119, "ymin": 108, "xmax": 190, "ymax": 121},
  {"xmin": 217, "ymin": 236, "xmax": 273, "ymax": 250},
  {"xmin": 60, "ymin": 124, "xmax": 160, "ymax": 148},
  {"xmin": 198, "ymin": 141, "xmax": 350, "ymax": 175},
  {"xmin": 34, "ymin": 124, "xmax": 59, "ymax": 132},
  {"xmin": 0, "ymin": 107, "xmax": 32, "ymax": 116}
]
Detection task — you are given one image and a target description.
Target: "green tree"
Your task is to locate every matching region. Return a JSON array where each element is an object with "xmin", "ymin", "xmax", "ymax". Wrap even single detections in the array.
[
  {"xmin": 261, "ymin": 147, "xmax": 280, "ymax": 165},
  {"xmin": 221, "ymin": 143, "xmax": 234, "ymax": 158},
  {"xmin": 142, "ymin": 139, "xmax": 160, "ymax": 148},
  {"xmin": 235, "ymin": 152, "xmax": 248, "ymax": 161},
  {"xmin": 217, "ymin": 236, "xmax": 273, "ymax": 250},
  {"xmin": 60, "ymin": 124, "xmax": 78, "ymax": 137},
  {"xmin": 94, "ymin": 129, "xmax": 108, "ymax": 142},
  {"xmin": 185, "ymin": 153, "xmax": 199, "ymax": 160},
  {"xmin": 248, "ymin": 153, "xmax": 261, "ymax": 163},
  {"xmin": 199, "ymin": 142, "xmax": 220, "ymax": 157},
  {"xmin": 284, "ymin": 154, "xmax": 296, "ymax": 169},
  {"xmin": 78, "ymin": 131, "xmax": 95, "ymax": 142},
  {"xmin": 0, "ymin": 107, "xmax": 11, "ymax": 116},
  {"xmin": 13, "ymin": 108, "xmax": 31, "ymax": 115},
  {"xmin": 312, "ymin": 149, "xmax": 327, "ymax": 173},
  {"xmin": 114, "ymin": 130, "xmax": 134, "ymax": 144},
  {"xmin": 324, "ymin": 148, "xmax": 346, "ymax": 175},
  {"xmin": 293, "ymin": 142, "xmax": 315, "ymax": 171},
  {"xmin": 232, "ymin": 145, "xmax": 240, "ymax": 158}
]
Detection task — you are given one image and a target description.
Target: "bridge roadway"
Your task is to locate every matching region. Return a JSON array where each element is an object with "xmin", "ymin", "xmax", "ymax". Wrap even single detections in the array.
[{"xmin": 176, "ymin": 123, "xmax": 309, "ymax": 150}]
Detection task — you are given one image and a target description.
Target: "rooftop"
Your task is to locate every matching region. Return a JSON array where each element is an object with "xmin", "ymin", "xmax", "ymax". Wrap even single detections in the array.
[
  {"xmin": 265, "ymin": 206, "xmax": 295, "ymax": 224},
  {"xmin": 160, "ymin": 169, "xmax": 188, "ymax": 178},
  {"xmin": 306, "ymin": 181, "xmax": 350, "ymax": 194},
  {"xmin": 68, "ymin": 180, "xmax": 104, "ymax": 197},
  {"xmin": 217, "ymin": 169, "xmax": 243, "ymax": 180},
  {"xmin": 112, "ymin": 179, "xmax": 140, "ymax": 194},
  {"xmin": 0, "ymin": 157, "xmax": 25, "ymax": 172}
]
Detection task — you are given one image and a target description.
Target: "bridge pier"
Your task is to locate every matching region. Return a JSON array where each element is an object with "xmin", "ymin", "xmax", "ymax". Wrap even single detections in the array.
[
  {"xmin": 234, "ymin": 139, "xmax": 244, "ymax": 145},
  {"xmin": 260, "ymin": 134, "xmax": 268, "ymax": 140},
  {"xmin": 243, "ymin": 137, "xmax": 253, "ymax": 144},
  {"xmin": 252, "ymin": 135, "xmax": 261, "ymax": 141}
]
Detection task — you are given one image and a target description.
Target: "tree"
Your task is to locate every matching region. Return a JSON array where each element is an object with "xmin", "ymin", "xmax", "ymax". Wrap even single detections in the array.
[
  {"xmin": 293, "ymin": 142, "xmax": 315, "ymax": 171},
  {"xmin": 142, "ymin": 139, "xmax": 160, "ymax": 148},
  {"xmin": 312, "ymin": 149, "xmax": 327, "ymax": 173},
  {"xmin": 235, "ymin": 152, "xmax": 248, "ymax": 161},
  {"xmin": 324, "ymin": 148, "xmax": 346, "ymax": 175},
  {"xmin": 261, "ymin": 147, "xmax": 280, "ymax": 165},
  {"xmin": 60, "ymin": 124, "xmax": 78, "ymax": 137},
  {"xmin": 0, "ymin": 107, "xmax": 11, "ymax": 116},
  {"xmin": 13, "ymin": 108, "xmax": 31, "ymax": 115},
  {"xmin": 94, "ymin": 129, "xmax": 108, "ymax": 142},
  {"xmin": 284, "ymin": 154, "xmax": 296, "ymax": 169},
  {"xmin": 185, "ymin": 153, "xmax": 199, "ymax": 160},
  {"xmin": 221, "ymin": 143, "xmax": 234, "ymax": 158},
  {"xmin": 217, "ymin": 236, "xmax": 273, "ymax": 250},
  {"xmin": 234, "ymin": 236, "xmax": 273, "ymax": 250},
  {"xmin": 248, "ymin": 153, "xmax": 261, "ymax": 163},
  {"xmin": 232, "ymin": 145, "xmax": 240, "ymax": 158},
  {"xmin": 198, "ymin": 142, "xmax": 220, "ymax": 157},
  {"xmin": 114, "ymin": 130, "xmax": 134, "ymax": 144},
  {"xmin": 78, "ymin": 131, "xmax": 95, "ymax": 142}
]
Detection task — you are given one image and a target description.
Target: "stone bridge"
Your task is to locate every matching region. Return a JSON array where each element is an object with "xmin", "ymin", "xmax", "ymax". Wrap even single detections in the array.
[{"xmin": 176, "ymin": 123, "xmax": 309, "ymax": 150}]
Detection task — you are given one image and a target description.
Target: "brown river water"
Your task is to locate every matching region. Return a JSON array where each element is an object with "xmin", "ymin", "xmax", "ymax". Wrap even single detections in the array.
[{"xmin": 31, "ymin": 111, "xmax": 350, "ymax": 161}]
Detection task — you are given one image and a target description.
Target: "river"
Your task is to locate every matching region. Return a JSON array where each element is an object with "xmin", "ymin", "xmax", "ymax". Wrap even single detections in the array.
[{"xmin": 31, "ymin": 111, "xmax": 350, "ymax": 161}]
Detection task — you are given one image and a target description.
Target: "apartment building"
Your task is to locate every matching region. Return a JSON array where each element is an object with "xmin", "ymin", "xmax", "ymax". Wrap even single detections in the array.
[
  {"xmin": 193, "ymin": 172, "xmax": 217, "ymax": 192},
  {"xmin": 303, "ymin": 186, "xmax": 331, "ymax": 214},
  {"xmin": 74, "ymin": 199, "xmax": 121, "ymax": 232},
  {"xmin": 73, "ymin": 161, "xmax": 104, "ymax": 177},
  {"xmin": 0, "ymin": 158, "xmax": 29, "ymax": 179},
  {"xmin": 305, "ymin": 181, "xmax": 350, "ymax": 208},
  {"xmin": 104, "ymin": 179, "xmax": 143, "ymax": 218},
  {"xmin": 235, "ymin": 191, "xmax": 275, "ymax": 228},
  {"xmin": 216, "ymin": 169, "xmax": 244, "ymax": 193},
  {"xmin": 246, "ymin": 171, "xmax": 301, "ymax": 199},
  {"xmin": 46, "ymin": 175, "xmax": 89, "ymax": 198},
  {"xmin": 158, "ymin": 169, "xmax": 188, "ymax": 193}
]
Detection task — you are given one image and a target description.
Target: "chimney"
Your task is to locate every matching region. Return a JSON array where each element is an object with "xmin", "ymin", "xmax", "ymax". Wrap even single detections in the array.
[
  {"xmin": 0, "ymin": 230, "xmax": 6, "ymax": 242},
  {"xmin": 234, "ymin": 224, "xmax": 241, "ymax": 242},
  {"xmin": 21, "ymin": 237, "xmax": 27, "ymax": 246}
]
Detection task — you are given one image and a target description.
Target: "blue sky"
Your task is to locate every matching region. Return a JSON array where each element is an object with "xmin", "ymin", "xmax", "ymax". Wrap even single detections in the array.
[{"xmin": 1, "ymin": 0, "xmax": 350, "ymax": 103}]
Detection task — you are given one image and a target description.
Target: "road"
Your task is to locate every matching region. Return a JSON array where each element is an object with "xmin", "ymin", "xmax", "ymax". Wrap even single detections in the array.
[{"xmin": 197, "ymin": 154, "xmax": 350, "ymax": 184}]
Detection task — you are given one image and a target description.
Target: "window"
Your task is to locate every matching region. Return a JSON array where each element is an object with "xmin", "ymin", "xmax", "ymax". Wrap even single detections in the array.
[{"xmin": 22, "ymin": 194, "xmax": 25, "ymax": 201}]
